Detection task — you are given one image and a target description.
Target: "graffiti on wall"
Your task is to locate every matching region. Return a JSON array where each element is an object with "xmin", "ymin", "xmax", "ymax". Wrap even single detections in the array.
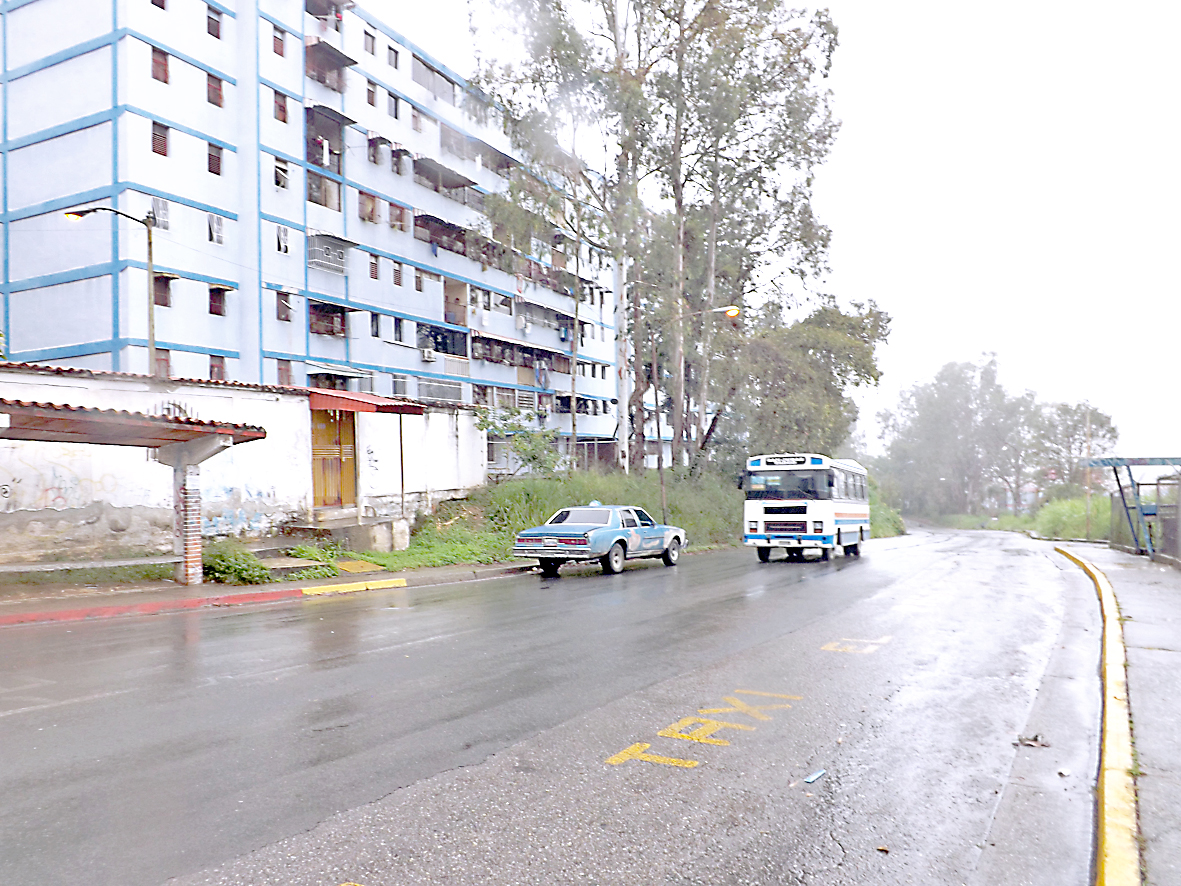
[{"xmin": 1, "ymin": 446, "xmax": 123, "ymax": 511}]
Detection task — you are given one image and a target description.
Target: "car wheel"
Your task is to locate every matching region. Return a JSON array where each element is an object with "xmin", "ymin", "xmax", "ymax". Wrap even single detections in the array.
[
  {"xmin": 757, "ymin": 546, "xmax": 771, "ymax": 563},
  {"xmin": 601, "ymin": 542, "xmax": 625, "ymax": 574},
  {"xmin": 539, "ymin": 559, "xmax": 561, "ymax": 578},
  {"xmin": 662, "ymin": 537, "xmax": 681, "ymax": 567}
]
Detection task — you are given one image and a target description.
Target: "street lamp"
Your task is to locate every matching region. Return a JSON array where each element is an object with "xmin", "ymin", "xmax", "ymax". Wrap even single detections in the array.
[{"xmin": 65, "ymin": 205, "xmax": 159, "ymax": 376}]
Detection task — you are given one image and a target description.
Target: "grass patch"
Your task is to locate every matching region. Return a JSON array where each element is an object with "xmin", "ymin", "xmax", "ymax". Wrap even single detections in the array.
[{"xmin": 0, "ymin": 563, "xmax": 174, "ymax": 587}]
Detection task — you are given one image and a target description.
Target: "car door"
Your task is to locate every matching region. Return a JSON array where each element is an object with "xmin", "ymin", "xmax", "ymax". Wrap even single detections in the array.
[
  {"xmin": 619, "ymin": 509, "xmax": 643, "ymax": 556},
  {"xmin": 633, "ymin": 508, "xmax": 665, "ymax": 552}
]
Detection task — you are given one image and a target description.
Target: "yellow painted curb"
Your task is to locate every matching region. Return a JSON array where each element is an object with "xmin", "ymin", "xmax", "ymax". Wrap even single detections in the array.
[
  {"xmin": 300, "ymin": 577, "xmax": 408, "ymax": 596},
  {"xmin": 1056, "ymin": 547, "xmax": 1141, "ymax": 886}
]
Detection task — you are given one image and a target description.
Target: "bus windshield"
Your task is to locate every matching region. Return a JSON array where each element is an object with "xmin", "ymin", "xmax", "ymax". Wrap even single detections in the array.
[{"xmin": 745, "ymin": 469, "xmax": 831, "ymax": 501}]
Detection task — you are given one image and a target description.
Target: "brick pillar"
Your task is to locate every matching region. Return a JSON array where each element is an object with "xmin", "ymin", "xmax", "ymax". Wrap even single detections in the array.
[{"xmin": 174, "ymin": 464, "xmax": 203, "ymax": 585}]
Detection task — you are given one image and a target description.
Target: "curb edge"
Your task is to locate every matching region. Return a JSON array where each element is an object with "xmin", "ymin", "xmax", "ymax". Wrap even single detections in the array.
[{"xmin": 1055, "ymin": 546, "xmax": 1142, "ymax": 886}]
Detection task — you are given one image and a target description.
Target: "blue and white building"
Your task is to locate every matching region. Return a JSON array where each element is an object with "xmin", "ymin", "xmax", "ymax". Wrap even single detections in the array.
[{"xmin": 1, "ymin": 0, "xmax": 620, "ymax": 479}]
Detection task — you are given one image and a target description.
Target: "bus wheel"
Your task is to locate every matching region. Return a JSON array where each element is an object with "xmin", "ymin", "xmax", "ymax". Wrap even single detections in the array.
[
  {"xmin": 850, "ymin": 543, "xmax": 861, "ymax": 558},
  {"xmin": 820, "ymin": 548, "xmax": 830, "ymax": 562},
  {"xmin": 757, "ymin": 547, "xmax": 771, "ymax": 563}
]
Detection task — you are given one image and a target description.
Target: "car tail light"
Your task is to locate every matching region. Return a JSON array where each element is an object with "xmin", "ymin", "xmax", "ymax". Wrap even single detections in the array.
[{"xmin": 559, "ymin": 538, "xmax": 589, "ymax": 546}]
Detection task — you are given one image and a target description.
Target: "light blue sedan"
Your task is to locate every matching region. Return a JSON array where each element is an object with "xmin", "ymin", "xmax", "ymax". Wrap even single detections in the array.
[{"xmin": 512, "ymin": 503, "xmax": 688, "ymax": 577}]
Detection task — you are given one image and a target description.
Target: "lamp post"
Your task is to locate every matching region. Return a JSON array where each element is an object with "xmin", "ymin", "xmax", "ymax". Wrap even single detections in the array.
[
  {"xmin": 66, "ymin": 206, "xmax": 158, "ymax": 375},
  {"xmin": 648, "ymin": 303, "xmax": 740, "ymax": 524}
]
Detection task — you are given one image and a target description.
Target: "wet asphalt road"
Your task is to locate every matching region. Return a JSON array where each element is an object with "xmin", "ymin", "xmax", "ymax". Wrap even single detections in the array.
[{"xmin": 1, "ymin": 529, "xmax": 1101, "ymax": 885}]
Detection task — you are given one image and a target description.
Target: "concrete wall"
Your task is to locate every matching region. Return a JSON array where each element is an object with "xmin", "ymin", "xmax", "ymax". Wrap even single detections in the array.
[{"xmin": 0, "ymin": 367, "xmax": 311, "ymax": 563}]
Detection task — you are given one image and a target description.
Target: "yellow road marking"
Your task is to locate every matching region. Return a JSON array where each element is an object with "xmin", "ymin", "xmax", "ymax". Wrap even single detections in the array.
[
  {"xmin": 822, "ymin": 635, "xmax": 891, "ymax": 653},
  {"xmin": 606, "ymin": 742, "xmax": 699, "ymax": 768},
  {"xmin": 656, "ymin": 716, "xmax": 755, "ymax": 746},
  {"xmin": 301, "ymin": 577, "xmax": 408, "ymax": 596},
  {"xmin": 1055, "ymin": 548, "xmax": 1141, "ymax": 886},
  {"xmin": 698, "ymin": 696, "xmax": 795, "ymax": 720}
]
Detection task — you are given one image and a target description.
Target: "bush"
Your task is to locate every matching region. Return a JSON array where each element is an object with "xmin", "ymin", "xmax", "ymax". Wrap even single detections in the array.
[
  {"xmin": 869, "ymin": 476, "xmax": 906, "ymax": 538},
  {"xmin": 202, "ymin": 539, "xmax": 274, "ymax": 585},
  {"xmin": 1035, "ymin": 497, "xmax": 1110, "ymax": 540}
]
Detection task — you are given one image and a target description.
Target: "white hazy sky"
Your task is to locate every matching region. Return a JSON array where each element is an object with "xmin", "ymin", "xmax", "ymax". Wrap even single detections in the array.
[{"xmin": 392, "ymin": 0, "xmax": 1181, "ymax": 457}]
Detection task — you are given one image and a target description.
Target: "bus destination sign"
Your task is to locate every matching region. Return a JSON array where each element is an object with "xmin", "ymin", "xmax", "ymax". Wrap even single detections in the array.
[{"xmin": 764, "ymin": 455, "xmax": 809, "ymax": 466}]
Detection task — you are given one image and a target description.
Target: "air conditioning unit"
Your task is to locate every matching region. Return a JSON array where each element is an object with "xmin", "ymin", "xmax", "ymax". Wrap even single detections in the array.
[{"xmin": 421, "ymin": 348, "xmax": 437, "ymax": 362}]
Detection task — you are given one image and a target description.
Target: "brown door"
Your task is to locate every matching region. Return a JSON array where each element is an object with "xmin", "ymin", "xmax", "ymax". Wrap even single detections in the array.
[{"xmin": 311, "ymin": 409, "xmax": 356, "ymax": 508}]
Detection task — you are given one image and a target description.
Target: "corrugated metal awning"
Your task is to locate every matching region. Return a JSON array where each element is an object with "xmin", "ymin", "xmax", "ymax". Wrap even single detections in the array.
[
  {"xmin": 0, "ymin": 399, "xmax": 266, "ymax": 448},
  {"xmin": 304, "ymin": 389, "xmax": 424, "ymax": 415}
]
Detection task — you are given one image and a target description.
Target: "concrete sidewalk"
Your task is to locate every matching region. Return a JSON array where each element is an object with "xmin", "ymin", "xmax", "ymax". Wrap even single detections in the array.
[
  {"xmin": 0, "ymin": 560, "xmax": 534, "ymax": 627},
  {"xmin": 1060, "ymin": 544, "xmax": 1181, "ymax": 886}
]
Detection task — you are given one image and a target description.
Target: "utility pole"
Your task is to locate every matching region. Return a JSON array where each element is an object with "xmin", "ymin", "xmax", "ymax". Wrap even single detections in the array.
[{"xmin": 1085, "ymin": 403, "xmax": 1092, "ymax": 539}]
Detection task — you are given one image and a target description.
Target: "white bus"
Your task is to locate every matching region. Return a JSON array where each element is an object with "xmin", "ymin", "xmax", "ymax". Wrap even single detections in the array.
[{"xmin": 742, "ymin": 453, "xmax": 870, "ymax": 562}]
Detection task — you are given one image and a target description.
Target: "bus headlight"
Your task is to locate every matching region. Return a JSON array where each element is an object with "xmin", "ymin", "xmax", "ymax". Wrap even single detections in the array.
[
  {"xmin": 813, "ymin": 521, "xmax": 823, "ymax": 533},
  {"xmin": 748, "ymin": 521, "xmax": 758, "ymax": 532}
]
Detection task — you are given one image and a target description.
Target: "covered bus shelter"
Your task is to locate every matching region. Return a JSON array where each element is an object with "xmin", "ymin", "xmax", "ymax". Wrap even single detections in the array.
[
  {"xmin": 1081, "ymin": 457, "xmax": 1181, "ymax": 561},
  {"xmin": 0, "ymin": 399, "xmax": 266, "ymax": 584}
]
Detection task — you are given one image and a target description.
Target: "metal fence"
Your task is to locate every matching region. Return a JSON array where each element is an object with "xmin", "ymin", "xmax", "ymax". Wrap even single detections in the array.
[{"xmin": 1110, "ymin": 475, "xmax": 1181, "ymax": 563}]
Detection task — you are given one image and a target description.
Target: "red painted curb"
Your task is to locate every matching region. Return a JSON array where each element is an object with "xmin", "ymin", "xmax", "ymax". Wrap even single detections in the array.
[{"xmin": 0, "ymin": 587, "xmax": 304, "ymax": 627}]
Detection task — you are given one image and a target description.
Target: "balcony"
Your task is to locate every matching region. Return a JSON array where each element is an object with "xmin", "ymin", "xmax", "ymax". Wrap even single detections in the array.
[{"xmin": 305, "ymin": 38, "xmax": 356, "ymax": 93}]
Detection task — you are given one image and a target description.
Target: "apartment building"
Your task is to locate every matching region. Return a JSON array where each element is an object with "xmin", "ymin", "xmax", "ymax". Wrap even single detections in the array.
[{"xmin": 1, "ymin": 0, "xmax": 620, "ymax": 474}]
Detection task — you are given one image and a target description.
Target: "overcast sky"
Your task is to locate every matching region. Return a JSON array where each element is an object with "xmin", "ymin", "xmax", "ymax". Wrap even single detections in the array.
[{"xmin": 394, "ymin": 1, "xmax": 1181, "ymax": 459}]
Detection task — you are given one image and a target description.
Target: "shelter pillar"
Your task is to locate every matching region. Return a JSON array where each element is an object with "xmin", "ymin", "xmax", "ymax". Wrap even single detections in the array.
[{"xmin": 174, "ymin": 464, "xmax": 202, "ymax": 585}]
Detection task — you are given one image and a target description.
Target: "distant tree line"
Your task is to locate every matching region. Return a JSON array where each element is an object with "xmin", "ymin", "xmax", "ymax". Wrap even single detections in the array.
[{"xmin": 874, "ymin": 357, "xmax": 1117, "ymax": 516}]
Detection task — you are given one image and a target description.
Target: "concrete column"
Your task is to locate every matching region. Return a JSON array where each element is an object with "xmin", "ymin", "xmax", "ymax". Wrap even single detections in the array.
[{"xmin": 174, "ymin": 464, "xmax": 202, "ymax": 585}]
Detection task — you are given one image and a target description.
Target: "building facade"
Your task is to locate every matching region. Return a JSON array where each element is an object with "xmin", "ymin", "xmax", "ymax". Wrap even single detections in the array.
[{"xmin": 1, "ymin": 0, "xmax": 620, "ymax": 485}]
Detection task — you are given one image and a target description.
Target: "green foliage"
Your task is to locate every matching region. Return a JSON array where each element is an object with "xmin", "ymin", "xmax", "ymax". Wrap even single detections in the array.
[
  {"xmin": 1035, "ymin": 497, "xmax": 1110, "ymax": 540},
  {"xmin": 0, "ymin": 563, "xmax": 173, "ymax": 587},
  {"xmin": 868, "ymin": 476, "xmax": 906, "ymax": 538},
  {"xmin": 288, "ymin": 542, "xmax": 345, "ymax": 562},
  {"xmin": 202, "ymin": 539, "xmax": 274, "ymax": 585},
  {"xmin": 288, "ymin": 564, "xmax": 340, "ymax": 581},
  {"xmin": 475, "ymin": 406, "xmax": 561, "ymax": 476}
]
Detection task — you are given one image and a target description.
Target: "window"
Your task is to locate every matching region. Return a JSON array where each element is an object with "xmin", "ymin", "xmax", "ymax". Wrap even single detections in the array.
[
  {"xmin": 276, "ymin": 359, "xmax": 293, "ymax": 386},
  {"xmin": 152, "ymin": 122, "xmax": 168, "ymax": 156},
  {"xmin": 389, "ymin": 203, "xmax": 407, "ymax": 231},
  {"xmin": 393, "ymin": 317, "xmax": 404, "ymax": 341},
  {"xmin": 150, "ymin": 197, "xmax": 169, "ymax": 230},
  {"xmin": 207, "ymin": 6, "xmax": 221, "ymax": 38},
  {"xmin": 392, "ymin": 261, "xmax": 403, "ymax": 286},
  {"xmin": 276, "ymin": 291, "xmax": 292, "ymax": 321},
  {"xmin": 369, "ymin": 253, "xmax": 379, "ymax": 279},
  {"xmin": 370, "ymin": 312, "xmax": 381, "ymax": 337},
  {"xmin": 307, "ymin": 172, "xmax": 340, "ymax": 211},
  {"xmin": 387, "ymin": 93, "xmax": 399, "ymax": 118},
  {"xmin": 274, "ymin": 90, "xmax": 287, "ymax": 122},
  {"xmin": 364, "ymin": 31, "xmax": 375, "ymax": 54},
  {"xmin": 207, "ymin": 74, "xmax": 224, "ymax": 107},
  {"xmin": 367, "ymin": 81, "xmax": 377, "ymax": 106},
  {"xmin": 358, "ymin": 191, "xmax": 379, "ymax": 223},
  {"xmin": 274, "ymin": 158, "xmax": 289, "ymax": 188},
  {"xmin": 209, "ymin": 354, "xmax": 226, "ymax": 380},
  {"xmin": 273, "ymin": 25, "xmax": 285, "ymax": 56},
  {"xmin": 151, "ymin": 48, "xmax": 169, "ymax": 83},
  {"xmin": 153, "ymin": 275, "xmax": 172, "ymax": 307},
  {"xmin": 209, "ymin": 287, "xmax": 227, "ymax": 315},
  {"xmin": 411, "ymin": 108, "xmax": 422, "ymax": 132},
  {"xmin": 415, "ymin": 269, "xmax": 424, "ymax": 292},
  {"xmin": 388, "ymin": 46, "xmax": 399, "ymax": 68},
  {"xmin": 276, "ymin": 224, "xmax": 289, "ymax": 253},
  {"xmin": 207, "ymin": 213, "xmax": 223, "ymax": 244},
  {"xmin": 156, "ymin": 349, "xmax": 171, "ymax": 377},
  {"xmin": 207, "ymin": 143, "xmax": 222, "ymax": 175},
  {"xmin": 308, "ymin": 302, "xmax": 346, "ymax": 336}
]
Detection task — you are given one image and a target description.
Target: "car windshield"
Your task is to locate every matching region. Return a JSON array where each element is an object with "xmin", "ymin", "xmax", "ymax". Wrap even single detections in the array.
[
  {"xmin": 745, "ymin": 469, "xmax": 831, "ymax": 501},
  {"xmin": 548, "ymin": 508, "xmax": 612, "ymax": 525}
]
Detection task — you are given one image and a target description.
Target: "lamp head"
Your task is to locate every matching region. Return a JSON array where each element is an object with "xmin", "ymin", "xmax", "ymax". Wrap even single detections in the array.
[
  {"xmin": 722, "ymin": 305, "xmax": 740, "ymax": 318},
  {"xmin": 64, "ymin": 209, "xmax": 93, "ymax": 221}
]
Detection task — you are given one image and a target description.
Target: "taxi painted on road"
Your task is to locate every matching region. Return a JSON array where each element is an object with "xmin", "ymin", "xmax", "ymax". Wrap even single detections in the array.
[{"xmin": 512, "ymin": 503, "xmax": 688, "ymax": 577}]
